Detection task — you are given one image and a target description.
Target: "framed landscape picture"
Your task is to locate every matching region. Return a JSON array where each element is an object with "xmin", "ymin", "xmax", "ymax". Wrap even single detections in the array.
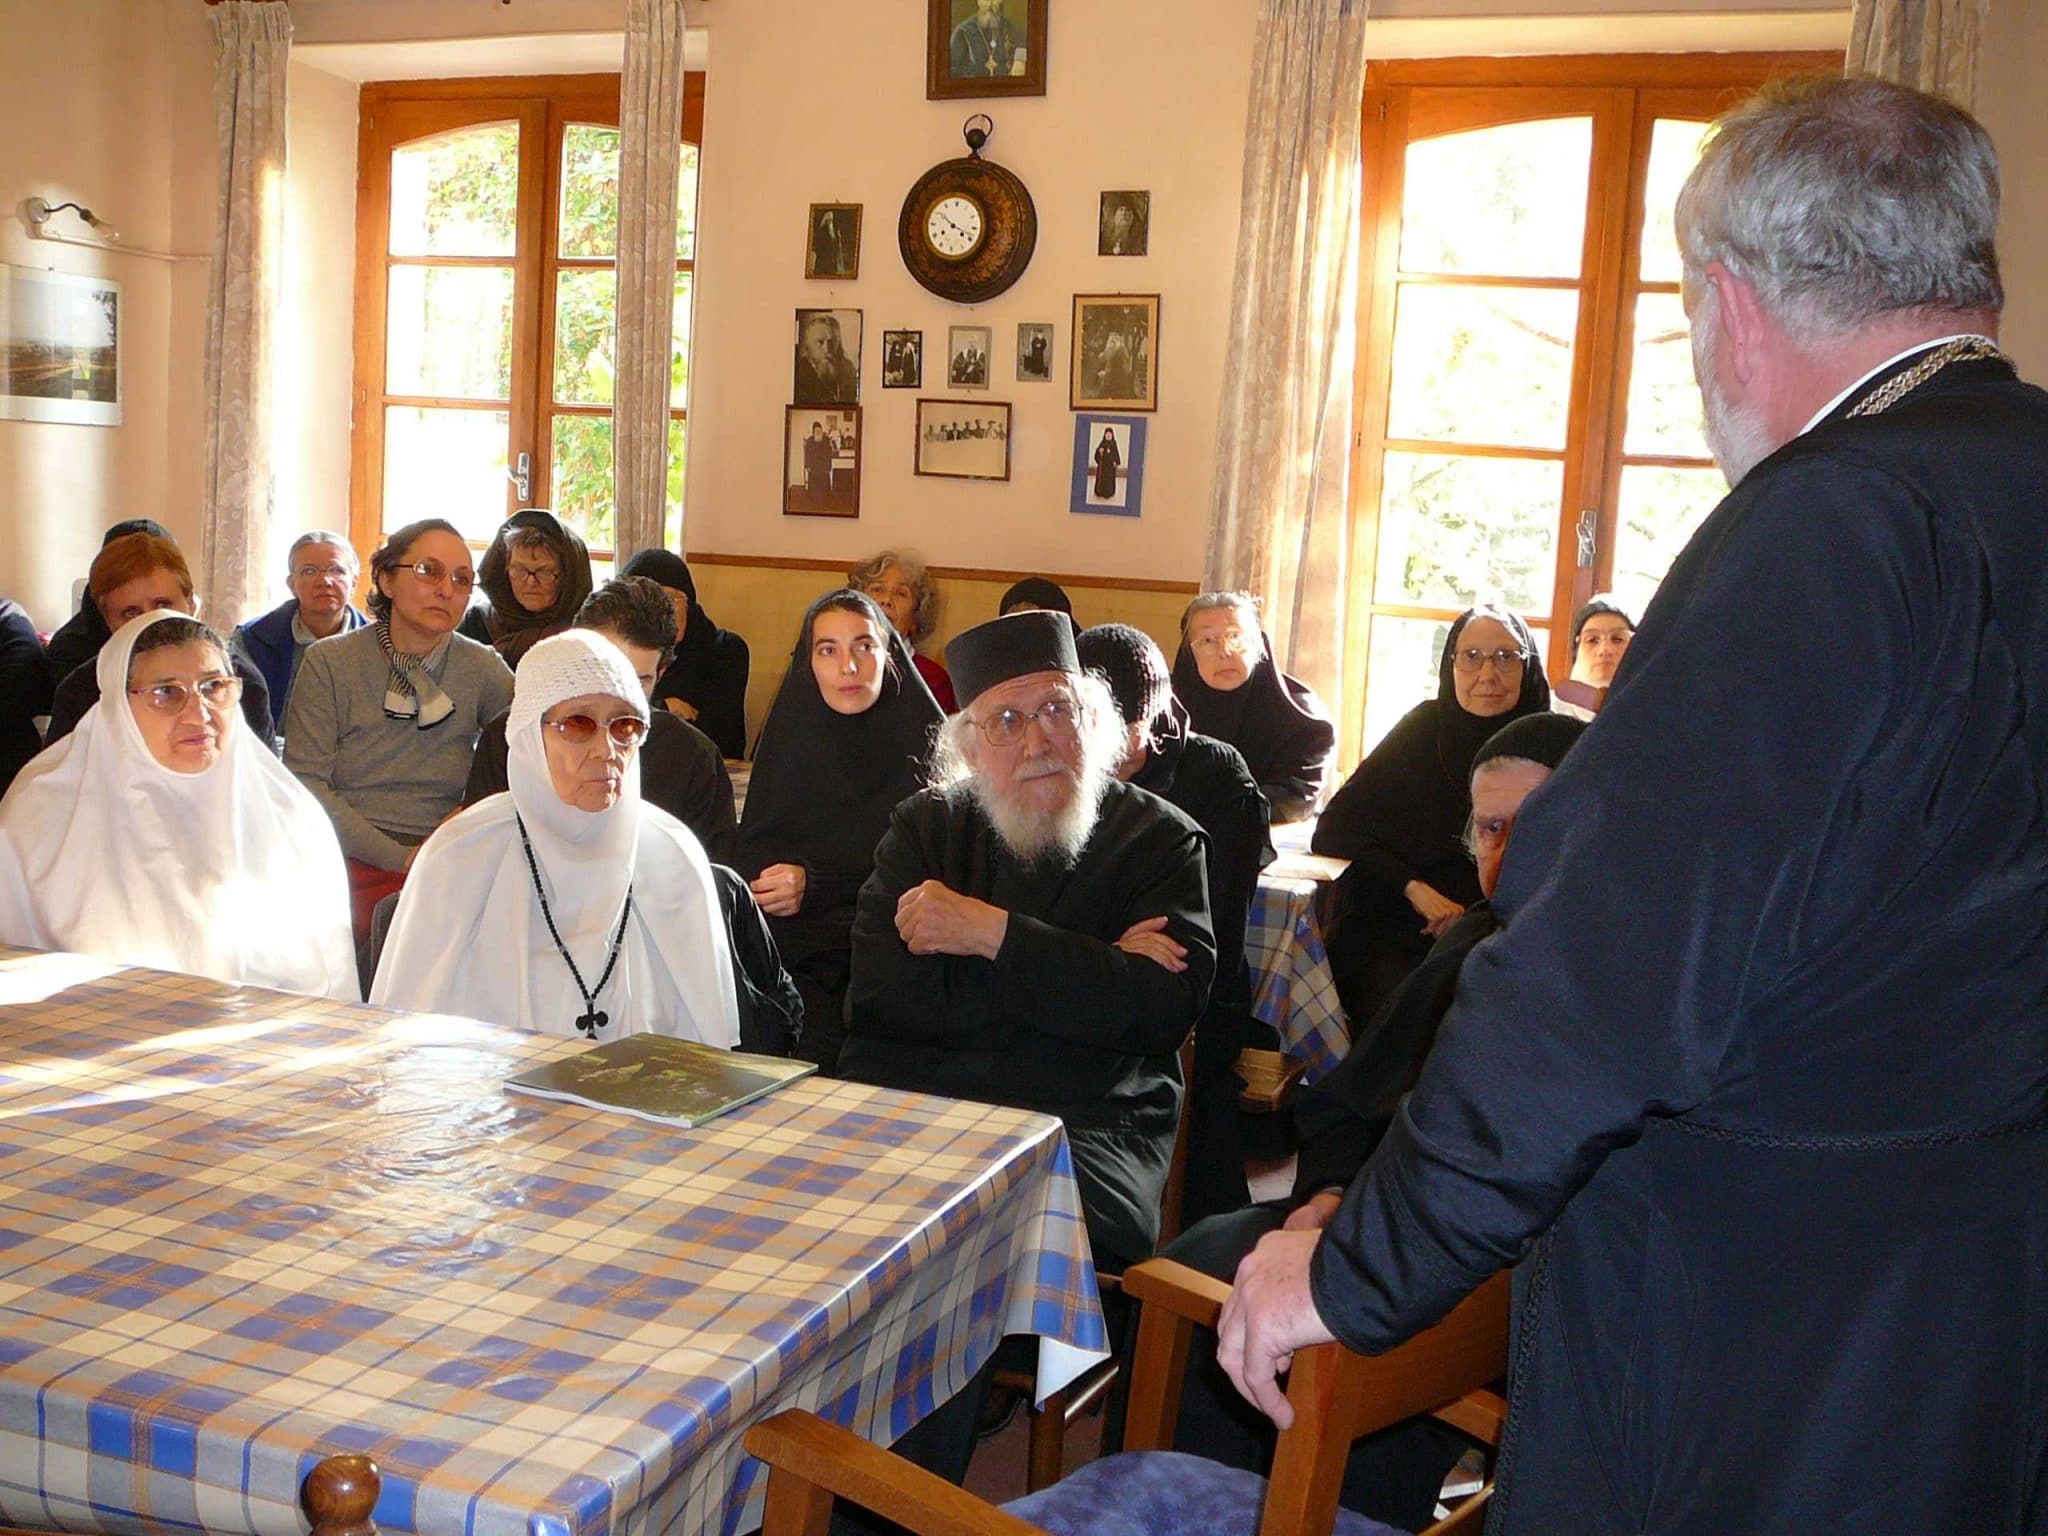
[
  {"xmin": 1071, "ymin": 414, "xmax": 1146, "ymax": 517},
  {"xmin": 0, "ymin": 265, "xmax": 121, "ymax": 426},
  {"xmin": 784, "ymin": 405, "xmax": 862, "ymax": 517},
  {"xmin": 915, "ymin": 398, "xmax": 1012, "ymax": 482},
  {"xmin": 927, "ymin": 0, "xmax": 1048, "ymax": 100},
  {"xmin": 1070, "ymin": 293, "xmax": 1158, "ymax": 412}
]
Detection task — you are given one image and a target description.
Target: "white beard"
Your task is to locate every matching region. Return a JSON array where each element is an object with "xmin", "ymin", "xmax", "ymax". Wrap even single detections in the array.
[
  {"xmin": 1691, "ymin": 301, "xmax": 1781, "ymax": 488},
  {"xmin": 974, "ymin": 757, "xmax": 1106, "ymax": 867}
]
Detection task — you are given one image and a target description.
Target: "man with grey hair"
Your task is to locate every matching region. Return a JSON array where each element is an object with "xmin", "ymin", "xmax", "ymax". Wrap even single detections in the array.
[
  {"xmin": 233, "ymin": 529, "xmax": 366, "ymax": 730},
  {"xmin": 1219, "ymin": 75, "xmax": 2048, "ymax": 1533},
  {"xmin": 841, "ymin": 610, "xmax": 1216, "ymax": 1275}
]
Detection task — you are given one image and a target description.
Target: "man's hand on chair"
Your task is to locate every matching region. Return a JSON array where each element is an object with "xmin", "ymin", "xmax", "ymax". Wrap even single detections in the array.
[{"xmin": 1215, "ymin": 1228, "xmax": 1338, "ymax": 1429}]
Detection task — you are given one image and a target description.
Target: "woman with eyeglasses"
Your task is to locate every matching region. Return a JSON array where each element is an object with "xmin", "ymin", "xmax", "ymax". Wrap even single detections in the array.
[
  {"xmin": 459, "ymin": 508, "xmax": 595, "ymax": 665},
  {"xmin": 372, "ymin": 630, "xmax": 740, "ymax": 1045},
  {"xmin": 283, "ymin": 518, "xmax": 515, "ymax": 949},
  {"xmin": 1313, "ymin": 604, "xmax": 1550, "ymax": 1027},
  {"xmin": 1171, "ymin": 591, "xmax": 1336, "ymax": 823},
  {"xmin": 0, "ymin": 611, "xmax": 355, "ymax": 998}
]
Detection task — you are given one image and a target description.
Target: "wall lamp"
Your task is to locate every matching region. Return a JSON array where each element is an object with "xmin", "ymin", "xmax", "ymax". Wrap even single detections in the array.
[{"xmin": 23, "ymin": 197, "xmax": 207, "ymax": 264}]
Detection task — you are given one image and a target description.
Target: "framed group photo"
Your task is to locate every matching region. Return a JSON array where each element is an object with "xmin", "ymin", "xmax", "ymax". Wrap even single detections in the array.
[
  {"xmin": 1072, "ymin": 414, "xmax": 1146, "ymax": 517},
  {"xmin": 1071, "ymin": 293, "xmax": 1158, "ymax": 412},
  {"xmin": 805, "ymin": 204, "xmax": 862, "ymax": 279},
  {"xmin": 915, "ymin": 398, "xmax": 1012, "ymax": 481},
  {"xmin": 927, "ymin": 0, "xmax": 1048, "ymax": 99},
  {"xmin": 947, "ymin": 325, "xmax": 992, "ymax": 389},
  {"xmin": 882, "ymin": 329, "xmax": 924, "ymax": 388},
  {"xmin": 784, "ymin": 405, "xmax": 862, "ymax": 517},
  {"xmin": 793, "ymin": 308, "xmax": 862, "ymax": 405}
]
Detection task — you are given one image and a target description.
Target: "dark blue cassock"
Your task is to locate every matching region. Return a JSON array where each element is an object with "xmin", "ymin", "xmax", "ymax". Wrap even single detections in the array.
[{"xmin": 1311, "ymin": 351, "xmax": 2048, "ymax": 1534}]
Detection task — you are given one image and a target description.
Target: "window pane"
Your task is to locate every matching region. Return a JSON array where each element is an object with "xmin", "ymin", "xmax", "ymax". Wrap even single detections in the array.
[
  {"xmin": 386, "ymin": 267, "xmax": 513, "ymax": 400},
  {"xmin": 1359, "ymin": 614, "xmax": 1454, "ymax": 756},
  {"xmin": 1639, "ymin": 118, "xmax": 1712, "ymax": 284},
  {"xmin": 1401, "ymin": 118, "xmax": 1593, "ymax": 279},
  {"xmin": 1387, "ymin": 286, "xmax": 1579, "ymax": 450},
  {"xmin": 552, "ymin": 414, "xmax": 615, "ymax": 550},
  {"xmin": 665, "ymin": 418, "xmax": 688, "ymax": 548},
  {"xmin": 671, "ymin": 273, "xmax": 694, "ymax": 408},
  {"xmin": 383, "ymin": 406, "xmax": 508, "ymax": 543},
  {"xmin": 559, "ymin": 124, "xmax": 620, "ymax": 258},
  {"xmin": 1610, "ymin": 464, "xmax": 1728, "ymax": 621},
  {"xmin": 678, "ymin": 143, "xmax": 700, "ymax": 261},
  {"xmin": 1375, "ymin": 452, "xmax": 1561, "ymax": 613},
  {"xmin": 1622, "ymin": 292, "xmax": 1709, "ymax": 459},
  {"xmin": 389, "ymin": 123, "xmax": 519, "ymax": 258},
  {"xmin": 555, "ymin": 269, "xmax": 617, "ymax": 406}
]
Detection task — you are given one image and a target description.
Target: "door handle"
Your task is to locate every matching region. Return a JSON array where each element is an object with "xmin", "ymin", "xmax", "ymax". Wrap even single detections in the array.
[
  {"xmin": 1576, "ymin": 507, "xmax": 1597, "ymax": 569},
  {"xmin": 509, "ymin": 451, "xmax": 532, "ymax": 504}
]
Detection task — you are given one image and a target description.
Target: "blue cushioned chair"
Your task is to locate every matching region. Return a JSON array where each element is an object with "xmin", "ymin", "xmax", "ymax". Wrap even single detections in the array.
[{"xmin": 743, "ymin": 1258, "xmax": 1509, "ymax": 1536}]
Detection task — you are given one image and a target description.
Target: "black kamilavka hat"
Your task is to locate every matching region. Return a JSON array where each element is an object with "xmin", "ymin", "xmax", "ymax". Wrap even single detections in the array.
[{"xmin": 945, "ymin": 611, "xmax": 1080, "ymax": 708}]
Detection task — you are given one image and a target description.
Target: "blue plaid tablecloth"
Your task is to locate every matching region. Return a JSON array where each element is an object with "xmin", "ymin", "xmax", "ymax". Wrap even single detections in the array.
[
  {"xmin": 1246, "ymin": 874, "xmax": 1348, "ymax": 1082},
  {"xmin": 0, "ymin": 949, "xmax": 1104, "ymax": 1536}
]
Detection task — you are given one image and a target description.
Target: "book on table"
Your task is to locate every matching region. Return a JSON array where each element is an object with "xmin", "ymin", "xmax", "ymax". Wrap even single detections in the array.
[{"xmin": 504, "ymin": 1034, "xmax": 817, "ymax": 1127}]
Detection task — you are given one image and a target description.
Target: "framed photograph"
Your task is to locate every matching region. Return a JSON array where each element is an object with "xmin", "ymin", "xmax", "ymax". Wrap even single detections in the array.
[
  {"xmin": 947, "ymin": 325, "xmax": 992, "ymax": 390},
  {"xmin": 0, "ymin": 265, "xmax": 121, "ymax": 426},
  {"xmin": 793, "ymin": 308, "xmax": 862, "ymax": 405},
  {"xmin": 915, "ymin": 398, "xmax": 1012, "ymax": 482},
  {"xmin": 927, "ymin": 0, "xmax": 1048, "ymax": 100},
  {"xmin": 1098, "ymin": 191, "xmax": 1150, "ymax": 257},
  {"xmin": 882, "ymin": 329, "xmax": 924, "ymax": 389},
  {"xmin": 1070, "ymin": 293, "xmax": 1159, "ymax": 412},
  {"xmin": 784, "ymin": 406, "xmax": 862, "ymax": 518},
  {"xmin": 1072, "ymin": 414, "xmax": 1147, "ymax": 518},
  {"xmin": 1016, "ymin": 322, "xmax": 1054, "ymax": 383},
  {"xmin": 805, "ymin": 204, "xmax": 862, "ymax": 280}
]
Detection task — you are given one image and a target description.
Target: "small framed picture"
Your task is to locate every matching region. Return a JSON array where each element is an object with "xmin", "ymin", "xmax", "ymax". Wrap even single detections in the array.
[
  {"xmin": 882, "ymin": 329, "xmax": 924, "ymax": 389},
  {"xmin": 1098, "ymin": 191, "xmax": 1150, "ymax": 257},
  {"xmin": 915, "ymin": 398, "xmax": 1012, "ymax": 482},
  {"xmin": 1071, "ymin": 293, "xmax": 1159, "ymax": 412},
  {"xmin": 784, "ymin": 405, "xmax": 862, "ymax": 518},
  {"xmin": 927, "ymin": 0, "xmax": 1048, "ymax": 100},
  {"xmin": 793, "ymin": 308, "xmax": 862, "ymax": 405},
  {"xmin": 805, "ymin": 204, "xmax": 862, "ymax": 280},
  {"xmin": 1016, "ymin": 322, "xmax": 1054, "ymax": 383},
  {"xmin": 947, "ymin": 325, "xmax": 993, "ymax": 389},
  {"xmin": 1072, "ymin": 414, "xmax": 1147, "ymax": 518}
]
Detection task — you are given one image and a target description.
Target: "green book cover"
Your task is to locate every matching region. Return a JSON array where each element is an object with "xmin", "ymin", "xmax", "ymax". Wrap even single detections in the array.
[{"xmin": 504, "ymin": 1035, "xmax": 817, "ymax": 1128}]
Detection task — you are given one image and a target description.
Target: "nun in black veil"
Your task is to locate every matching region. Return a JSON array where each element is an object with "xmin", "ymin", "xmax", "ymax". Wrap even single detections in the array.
[
  {"xmin": 1170, "ymin": 593, "xmax": 1335, "ymax": 823},
  {"xmin": 1312, "ymin": 603, "xmax": 1549, "ymax": 1028},
  {"xmin": 737, "ymin": 589, "xmax": 944, "ymax": 1072},
  {"xmin": 619, "ymin": 550, "xmax": 751, "ymax": 759}
]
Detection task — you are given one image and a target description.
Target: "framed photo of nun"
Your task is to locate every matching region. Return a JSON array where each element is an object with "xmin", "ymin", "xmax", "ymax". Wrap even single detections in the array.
[{"xmin": 1071, "ymin": 414, "xmax": 1145, "ymax": 517}]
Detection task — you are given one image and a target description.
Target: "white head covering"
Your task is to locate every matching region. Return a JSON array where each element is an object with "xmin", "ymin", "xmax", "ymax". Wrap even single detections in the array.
[
  {"xmin": 371, "ymin": 630, "xmax": 739, "ymax": 1046},
  {"xmin": 0, "ymin": 610, "xmax": 356, "ymax": 998}
]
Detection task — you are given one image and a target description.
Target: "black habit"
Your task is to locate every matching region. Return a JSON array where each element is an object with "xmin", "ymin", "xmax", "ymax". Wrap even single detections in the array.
[
  {"xmin": 1170, "ymin": 632, "xmax": 1334, "ymax": 822},
  {"xmin": 1309, "ymin": 351, "xmax": 2048, "ymax": 1534},
  {"xmin": 621, "ymin": 551, "xmax": 751, "ymax": 760},
  {"xmin": 0, "ymin": 600, "xmax": 54, "ymax": 798}
]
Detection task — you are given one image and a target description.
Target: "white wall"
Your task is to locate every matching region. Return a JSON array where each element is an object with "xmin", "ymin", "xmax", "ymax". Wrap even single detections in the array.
[{"xmin": 1976, "ymin": 0, "xmax": 2048, "ymax": 376}]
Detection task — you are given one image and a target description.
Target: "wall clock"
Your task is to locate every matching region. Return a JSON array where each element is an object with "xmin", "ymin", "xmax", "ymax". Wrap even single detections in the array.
[{"xmin": 899, "ymin": 116, "xmax": 1037, "ymax": 305}]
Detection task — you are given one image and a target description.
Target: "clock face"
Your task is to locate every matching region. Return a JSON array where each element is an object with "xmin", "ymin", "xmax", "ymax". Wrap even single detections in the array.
[{"xmin": 926, "ymin": 195, "xmax": 984, "ymax": 259}]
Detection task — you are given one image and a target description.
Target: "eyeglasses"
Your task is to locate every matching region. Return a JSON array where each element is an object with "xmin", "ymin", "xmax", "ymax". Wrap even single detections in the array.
[
  {"xmin": 1451, "ymin": 647, "xmax": 1528, "ymax": 675},
  {"xmin": 507, "ymin": 562, "xmax": 561, "ymax": 587},
  {"xmin": 293, "ymin": 563, "xmax": 352, "ymax": 582},
  {"xmin": 129, "ymin": 675, "xmax": 243, "ymax": 715},
  {"xmin": 974, "ymin": 696, "xmax": 1078, "ymax": 747},
  {"xmin": 403, "ymin": 559, "xmax": 475, "ymax": 590},
  {"xmin": 545, "ymin": 713, "xmax": 648, "ymax": 748}
]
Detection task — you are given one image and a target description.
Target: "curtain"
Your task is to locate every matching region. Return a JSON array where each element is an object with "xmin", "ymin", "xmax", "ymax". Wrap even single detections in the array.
[
  {"xmin": 1846, "ymin": 0, "xmax": 1991, "ymax": 107},
  {"xmin": 201, "ymin": 0, "xmax": 290, "ymax": 630},
  {"xmin": 614, "ymin": 0, "xmax": 689, "ymax": 564},
  {"xmin": 1203, "ymin": 0, "xmax": 1371, "ymax": 715}
]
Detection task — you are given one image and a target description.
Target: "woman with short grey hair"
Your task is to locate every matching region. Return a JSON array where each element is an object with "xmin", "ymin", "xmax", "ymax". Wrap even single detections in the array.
[{"xmin": 850, "ymin": 548, "xmax": 956, "ymax": 710}]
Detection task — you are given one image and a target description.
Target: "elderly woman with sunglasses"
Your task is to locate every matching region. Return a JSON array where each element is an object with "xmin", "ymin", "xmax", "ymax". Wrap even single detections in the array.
[
  {"xmin": 372, "ymin": 630, "xmax": 739, "ymax": 1045},
  {"xmin": 0, "ymin": 611, "xmax": 356, "ymax": 998},
  {"xmin": 283, "ymin": 518, "xmax": 515, "ymax": 944}
]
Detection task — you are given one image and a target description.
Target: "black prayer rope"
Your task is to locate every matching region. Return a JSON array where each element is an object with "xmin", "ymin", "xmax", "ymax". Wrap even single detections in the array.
[{"xmin": 515, "ymin": 813, "xmax": 634, "ymax": 1037}]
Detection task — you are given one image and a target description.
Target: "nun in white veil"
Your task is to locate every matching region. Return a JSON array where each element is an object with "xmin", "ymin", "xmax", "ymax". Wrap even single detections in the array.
[
  {"xmin": 0, "ymin": 610, "xmax": 356, "ymax": 998},
  {"xmin": 372, "ymin": 629, "xmax": 739, "ymax": 1045}
]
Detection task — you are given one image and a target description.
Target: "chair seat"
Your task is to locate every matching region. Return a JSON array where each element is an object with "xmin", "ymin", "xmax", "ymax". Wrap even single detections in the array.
[{"xmin": 1002, "ymin": 1451, "xmax": 1408, "ymax": 1536}]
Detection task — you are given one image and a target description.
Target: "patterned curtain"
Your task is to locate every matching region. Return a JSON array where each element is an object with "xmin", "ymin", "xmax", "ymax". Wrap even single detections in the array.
[
  {"xmin": 1847, "ymin": 0, "xmax": 1991, "ymax": 107},
  {"xmin": 1203, "ymin": 0, "xmax": 1371, "ymax": 717},
  {"xmin": 200, "ymin": 0, "xmax": 291, "ymax": 630},
  {"xmin": 614, "ymin": 0, "xmax": 689, "ymax": 564}
]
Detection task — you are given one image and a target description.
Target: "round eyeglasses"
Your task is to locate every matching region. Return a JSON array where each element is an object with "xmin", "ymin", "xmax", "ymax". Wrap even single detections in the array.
[
  {"xmin": 545, "ymin": 713, "xmax": 649, "ymax": 748},
  {"xmin": 128, "ymin": 676, "xmax": 244, "ymax": 716},
  {"xmin": 1450, "ymin": 646, "xmax": 1528, "ymax": 675}
]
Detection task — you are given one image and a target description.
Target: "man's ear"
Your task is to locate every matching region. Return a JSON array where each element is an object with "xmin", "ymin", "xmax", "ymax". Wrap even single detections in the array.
[{"xmin": 1704, "ymin": 261, "xmax": 1767, "ymax": 385}]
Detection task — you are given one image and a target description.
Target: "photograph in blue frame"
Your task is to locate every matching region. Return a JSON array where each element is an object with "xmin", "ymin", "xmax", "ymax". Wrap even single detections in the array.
[{"xmin": 1071, "ymin": 414, "xmax": 1145, "ymax": 517}]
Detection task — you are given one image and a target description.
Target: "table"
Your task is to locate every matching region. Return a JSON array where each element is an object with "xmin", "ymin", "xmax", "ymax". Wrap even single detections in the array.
[
  {"xmin": 1245, "ymin": 818, "xmax": 1351, "ymax": 1083},
  {"xmin": 0, "ymin": 949, "xmax": 1104, "ymax": 1536}
]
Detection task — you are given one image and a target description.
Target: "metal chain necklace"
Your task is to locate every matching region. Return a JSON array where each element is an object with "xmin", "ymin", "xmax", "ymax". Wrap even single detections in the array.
[
  {"xmin": 515, "ymin": 814, "xmax": 633, "ymax": 1037},
  {"xmin": 1846, "ymin": 336, "xmax": 2011, "ymax": 419}
]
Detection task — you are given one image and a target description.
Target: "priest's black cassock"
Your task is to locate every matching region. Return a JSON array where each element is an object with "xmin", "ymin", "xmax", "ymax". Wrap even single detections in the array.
[{"xmin": 1309, "ymin": 351, "xmax": 2048, "ymax": 1533}]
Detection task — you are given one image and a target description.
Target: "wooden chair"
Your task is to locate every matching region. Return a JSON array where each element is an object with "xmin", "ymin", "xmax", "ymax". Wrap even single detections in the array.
[{"xmin": 745, "ymin": 1257, "xmax": 1510, "ymax": 1536}]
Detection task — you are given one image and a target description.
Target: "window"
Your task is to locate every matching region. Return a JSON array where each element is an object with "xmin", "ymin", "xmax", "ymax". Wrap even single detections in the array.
[
  {"xmin": 351, "ymin": 75, "xmax": 703, "ymax": 563},
  {"xmin": 1341, "ymin": 54, "xmax": 1836, "ymax": 758}
]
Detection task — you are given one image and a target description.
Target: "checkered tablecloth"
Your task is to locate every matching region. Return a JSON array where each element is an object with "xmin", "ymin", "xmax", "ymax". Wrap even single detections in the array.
[
  {"xmin": 1246, "ymin": 874, "xmax": 1349, "ymax": 1082},
  {"xmin": 0, "ymin": 949, "xmax": 1104, "ymax": 1536}
]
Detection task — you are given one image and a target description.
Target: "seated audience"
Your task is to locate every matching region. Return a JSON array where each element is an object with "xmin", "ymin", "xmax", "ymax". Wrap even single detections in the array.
[
  {"xmin": 619, "ymin": 549, "xmax": 750, "ymax": 758},
  {"xmin": 1553, "ymin": 595, "xmax": 1635, "ymax": 720},
  {"xmin": 739, "ymin": 589, "xmax": 943, "ymax": 1072},
  {"xmin": 851, "ymin": 547, "xmax": 956, "ymax": 711},
  {"xmin": 1313, "ymin": 604, "xmax": 1548, "ymax": 1028},
  {"xmin": 999, "ymin": 576, "xmax": 1074, "ymax": 618},
  {"xmin": 1171, "ymin": 592, "xmax": 1334, "ymax": 822},
  {"xmin": 459, "ymin": 508, "xmax": 594, "ymax": 664},
  {"xmin": 1077, "ymin": 622, "xmax": 1273, "ymax": 1224},
  {"xmin": 44, "ymin": 533, "xmax": 273, "ymax": 750},
  {"xmin": 1157, "ymin": 713, "xmax": 1585, "ymax": 1530},
  {"xmin": 42, "ymin": 517, "xmax": 174, "ymax": 682},
  {"xmin": 464, "ymin": 576, "xmax": 737, "ymax": 863},
  {"xmin": 0, "ymin": 611, "xmax": 355, "ymax": 999},
  {"xmin": 839, "ymin": 611, "xmax": 1216, "ymax": 1274},
  {"xmin": 0, "ymin": 599, "xmax": 54, "ymax": 798},
  {"xmin": 372, "ymin": 630, "xmax": 740, "ymax": 1044},
  {"xmin": 232, "ymin": 529, "xmax": 367, "ymax": 731},
  {"xmin": 284, "ymin": 519, "xmax": 513, "ymax": 940}
]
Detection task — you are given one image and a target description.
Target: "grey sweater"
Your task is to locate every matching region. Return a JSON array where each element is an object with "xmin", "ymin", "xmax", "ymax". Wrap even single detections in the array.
[{"xmin": 284, "ymin": 626, "xmax": 514, "ymax": 870}]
